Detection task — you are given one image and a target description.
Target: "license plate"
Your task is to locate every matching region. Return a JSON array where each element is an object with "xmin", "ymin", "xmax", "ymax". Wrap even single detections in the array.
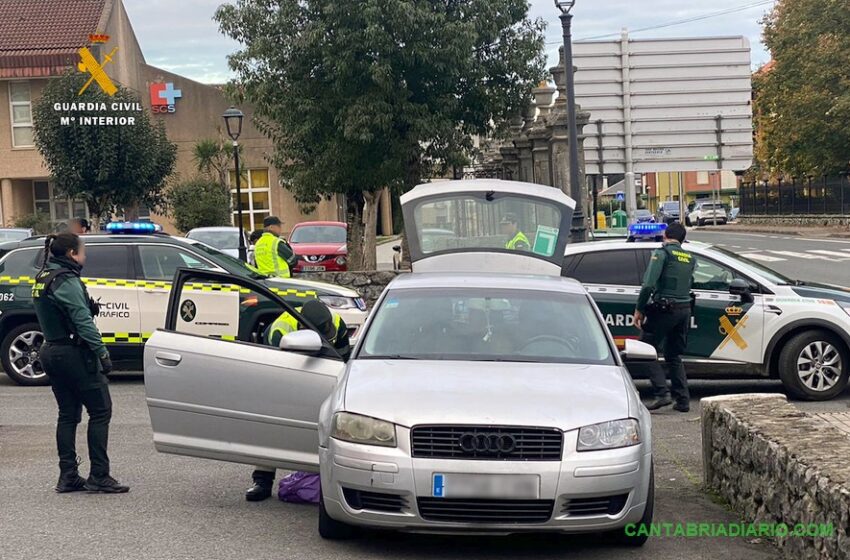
[
  {"xmin": 432, "ymin": 473, "xmax": 540, "ymax": 499},
  {"xmin": 302, "ymin": 265, "xmax": 326, "ymax": 271}
]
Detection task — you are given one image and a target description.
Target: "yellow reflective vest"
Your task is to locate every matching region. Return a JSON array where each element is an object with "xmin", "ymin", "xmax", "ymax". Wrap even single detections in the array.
[
  {"xmin": 266, "ymin": 307, "xmax": 343, "ymax": 347},
  {"xmin": 505, "ymin": 231, "xmax": 530, "ymax": 250},
  {"xmin": 254, "ymin": 232, "xmax": 291, "ymax": 278}
]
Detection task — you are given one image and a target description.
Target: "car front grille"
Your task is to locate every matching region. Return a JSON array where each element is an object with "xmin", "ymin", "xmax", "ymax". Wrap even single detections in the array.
[
  {"xmin": 342, "ymin": 488, "xmax": 407, "ymax": 513},
  {"xmin": 417, "ymin": 498, "xmax": 554, "ymax": 524},
  {"xmin": 411, "ymin": 425, "xmax": 563, "ymax": 461},
  {"xmin": 561, "ymin": 493, "xmax": 629, "ymax": 516}
]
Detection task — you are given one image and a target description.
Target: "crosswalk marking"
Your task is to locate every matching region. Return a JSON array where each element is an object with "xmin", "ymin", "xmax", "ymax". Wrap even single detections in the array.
[
  {"xmin": 806, "ymin": 250, "xmax": 850, "ymax": 259},
  {"xmin": 768, "ymin": 251, "xmax": 825, "ymax": 260},
  {"xmin": 740, "ymin": 253, "xmax": 785, "ymax": 262}
]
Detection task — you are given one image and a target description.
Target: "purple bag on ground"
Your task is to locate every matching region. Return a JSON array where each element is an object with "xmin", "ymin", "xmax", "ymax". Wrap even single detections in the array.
[{"xmin": 278, "ymin": 471, "xmax": 320, "ymax": 504}]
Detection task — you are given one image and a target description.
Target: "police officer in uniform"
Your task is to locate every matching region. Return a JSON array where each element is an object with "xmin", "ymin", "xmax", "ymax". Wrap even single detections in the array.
[
  {"xmin": 501, "ymin": 213, "xmax": 530, "ymax": 251},
  {"xmin": 633, "ymin": 222, "xmax": 695, "ymax": 413},
  {"xmin": 33, "ymin": 233, "xmax": 129, "ymax": 493},
  {"xmin": 253, "ymin": 216, "xmax": 297, "ymax": 277},
  {"xmin": 245, "ymin": 299, "xmax": 351, "ymax": 501}
]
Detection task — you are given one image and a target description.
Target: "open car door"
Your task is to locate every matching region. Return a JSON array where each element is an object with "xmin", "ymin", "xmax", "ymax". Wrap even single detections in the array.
[
  {"xmin": 400, "ymin": 179, "xmax": 575, "ymax": 275},
  {"xmin": 144, "ymin": 269, "xmax": 345, "ymax": 472}
]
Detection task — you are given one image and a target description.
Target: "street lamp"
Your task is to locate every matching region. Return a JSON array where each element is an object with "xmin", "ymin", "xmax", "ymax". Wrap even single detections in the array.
[
  {"xmin": 555, "ymin": 0, "xmax": 586, "ymax": 243},
  {"xmin": 223, "ymin": 106, "xmax": 248, "ymax": 262}
]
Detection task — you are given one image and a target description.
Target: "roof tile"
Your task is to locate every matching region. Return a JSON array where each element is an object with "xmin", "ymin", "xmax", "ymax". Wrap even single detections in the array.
[{"xmin": 0, "ymin": 0, "xmax": 106, "ymax": 54}]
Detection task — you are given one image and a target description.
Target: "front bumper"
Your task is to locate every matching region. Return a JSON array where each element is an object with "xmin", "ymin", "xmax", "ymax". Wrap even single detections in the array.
[{"xmin": 319, "ymin": 428, "xmax": 652, "ymax": 534}]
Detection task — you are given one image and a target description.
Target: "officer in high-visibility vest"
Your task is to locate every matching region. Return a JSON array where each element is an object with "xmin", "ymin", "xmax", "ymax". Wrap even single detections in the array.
[
  {"xmin": 253, "ymin": 216, "xmax": 297, "ymax": 277},
  {"xmin": 633, "ymin": 222, "xmax": 696, "ymax": 413},
  {"xmin": 245, "ymin": 299, "xmax": 351, "ymax": 502},
  {"xmin": 500, "ymin": 213, "xmax": 530, "ymax": 251},
  {"xmin": 32, "ymin": 233, "xmax": 129, "ymax": 494}
]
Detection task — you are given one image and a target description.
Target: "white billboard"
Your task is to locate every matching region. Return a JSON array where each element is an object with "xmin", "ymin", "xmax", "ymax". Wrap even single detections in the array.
[{"xmin": 574, "ymin": 34, "xmax": 754, "ymax": 176}]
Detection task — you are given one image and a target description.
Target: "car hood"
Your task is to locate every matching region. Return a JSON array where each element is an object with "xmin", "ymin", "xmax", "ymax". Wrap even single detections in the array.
[
  {"xmin": 291, "ymin": 243, "xmax": 346, "ymax": 255},
  {"xmin": 791, "ymin": 282, "xmax": 850, "ymax": 304},
  {"xmin": 342, "ymin": 360, "xmax": 631, "ymax": 431},
  {"xmin": 263, "ymin": 276, "xmax": 359, "ymax": 298}
]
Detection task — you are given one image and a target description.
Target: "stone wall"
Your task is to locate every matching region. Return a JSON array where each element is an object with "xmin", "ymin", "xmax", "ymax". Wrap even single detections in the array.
[
  {"xmin": 300, "ymin": 271, "xmax": 400, "ymax": 307},
  {"xmin": 701, "ymin": 394, "xmax": 850, "ymax": 559},
  {"xmin": 739, "ymin": 215, "xmax": 850, "ymax": 228}
]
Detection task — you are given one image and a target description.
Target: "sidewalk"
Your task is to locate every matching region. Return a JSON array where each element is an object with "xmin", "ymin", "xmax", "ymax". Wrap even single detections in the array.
[{"xmin": 694, "ymin": 222, "xmax": 850, "ymax": 238}]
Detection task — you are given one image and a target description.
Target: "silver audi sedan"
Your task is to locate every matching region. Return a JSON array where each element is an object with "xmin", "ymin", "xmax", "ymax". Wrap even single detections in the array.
[{"xmin": 314, "ymin": 271, "xmax": 655, "ymax": 542}]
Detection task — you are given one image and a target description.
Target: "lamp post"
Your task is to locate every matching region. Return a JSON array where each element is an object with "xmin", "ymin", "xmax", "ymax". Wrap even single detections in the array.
[
  {"xmin": 223, "ymin": 106, "xmax": 248, "ymax": 262},
  {"xmin": 555, "ymin": 0, "xmax": 586, "ymax": 243}
]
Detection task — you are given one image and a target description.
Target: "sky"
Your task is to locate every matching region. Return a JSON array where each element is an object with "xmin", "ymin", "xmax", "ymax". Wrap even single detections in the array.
[{"xmin": 124, "ymin": 0, "xmax": 774, "ymax": 85}]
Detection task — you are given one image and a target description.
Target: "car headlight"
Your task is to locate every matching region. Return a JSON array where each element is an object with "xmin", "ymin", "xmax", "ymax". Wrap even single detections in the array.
[
  {"xmin": 335, "ymin": 256, "xmax": 347, "ymax": 266},
  {"xmin": 319, "ymin": 295, "xmax": 357, "ymax": 309},
  {"xmin": 576, "ymin": 419, "xmax": 640, "ymax": 452},
  {"xmin": 332, "ymin": 412, "xmax": 396, "ymax": 447}
]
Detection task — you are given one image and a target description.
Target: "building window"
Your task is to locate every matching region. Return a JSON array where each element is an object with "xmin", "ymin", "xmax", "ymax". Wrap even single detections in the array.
[
  {"xmin": 9, "ymin": 81, "xmax": 34, "ymax": 148},
  {"xmin": 33, "ymin": 181, "xmax": 89, "ymax": 226},
  {"xmin": 696, "ymin": 171, "xmax": 710, "ymax": 185},
  {"xmin": 229, "ymin": 168, "xmax": 271, "ymax": 231}
]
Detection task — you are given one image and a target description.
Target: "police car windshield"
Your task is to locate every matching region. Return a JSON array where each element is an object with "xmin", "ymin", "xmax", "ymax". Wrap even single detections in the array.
[
  {"xmin": 184, "ymin": 240, "xmax": 268, "ymax": 279},
  {"xmin": 710, "ymin": 246, "xmax": 793, "ymax": 285},
  {"xmin": 359, "ymin": 288, "xmax": 614, "ymax": 365}
]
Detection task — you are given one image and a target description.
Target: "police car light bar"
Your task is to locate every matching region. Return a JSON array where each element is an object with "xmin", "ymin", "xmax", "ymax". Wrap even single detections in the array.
[
  {"xmin": 627, "ymin": 222, "xmax": 667, "ymax": 242},
  {"xmin": 105, "ymin": 222, "xmax": 162, "ymax": 234}
]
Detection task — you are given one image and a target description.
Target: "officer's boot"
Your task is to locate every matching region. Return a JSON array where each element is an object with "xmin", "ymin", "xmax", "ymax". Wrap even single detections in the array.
[
  {"xmin": 246, "ymin": 471, "xmax": 274, "ymax": 502},
  {"xmin": 55, "ymin": 458, "xmax": 86, "ymax": 493},
  {"xmin": 645, "ymin": 395, "xmax": 673, "ymax": 411}
]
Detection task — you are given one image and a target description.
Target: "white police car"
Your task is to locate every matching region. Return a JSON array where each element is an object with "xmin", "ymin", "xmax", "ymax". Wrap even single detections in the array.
[
  {"xmin": 0, "ymin": 222, "xmax": 367, "ymax": 386},
  {"xmin": 564, "ymin": 222, "xmax": 850, "ymax": 400}
]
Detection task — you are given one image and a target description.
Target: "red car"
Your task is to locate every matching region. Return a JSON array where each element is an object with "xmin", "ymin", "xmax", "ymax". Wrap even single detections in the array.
[{"xmin": 289, "ymin": 221, "xmax": 348, "ymax": 272}]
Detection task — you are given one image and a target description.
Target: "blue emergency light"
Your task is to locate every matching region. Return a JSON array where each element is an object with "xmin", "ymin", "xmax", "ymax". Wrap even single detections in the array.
[
  {"xmin": 627, "ymin": 222, "xmax": 667, "ymax": 242},
  {"xmin": 105, "ymin": 221, "xmax": 162, "ymax": 234}
]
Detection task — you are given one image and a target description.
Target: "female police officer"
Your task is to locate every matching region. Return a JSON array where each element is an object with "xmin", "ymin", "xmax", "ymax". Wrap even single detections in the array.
[{"xmin": 33, "ymin": 232, "xmax": 129, "ymax": 493}]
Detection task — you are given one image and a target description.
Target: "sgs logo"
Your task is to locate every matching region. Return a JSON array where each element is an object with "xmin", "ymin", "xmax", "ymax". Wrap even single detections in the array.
[{"xmin": 149, "ymin": 82, "xmax": 182, "ymax": 114}]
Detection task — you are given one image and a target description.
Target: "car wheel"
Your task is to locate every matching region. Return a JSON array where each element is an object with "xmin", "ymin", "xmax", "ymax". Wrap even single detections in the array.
[
  {"xmin": 685, "ymin": 217, "xmax": 692, "ymax": 227},
  {"xmin": 318, "ymin": 488, "xmax": 358, "ymax": 540},
  {"xmin": 778, "ymin": 330, "xmax": 849, "ymax": 400},
  {"xmin": 697, "ymin": 219, "xmax": 704, "ymax": 226},
  {"xmin": 1, "ymin": 323, "xmax": 48, "ymax": 386},
  {"xmin": 608, "ymin": 463, "xmax": 653, "ymax": 547}
]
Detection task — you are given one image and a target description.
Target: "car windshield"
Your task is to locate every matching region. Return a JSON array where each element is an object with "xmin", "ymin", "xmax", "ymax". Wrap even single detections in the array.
[
  {"xmin": 186, "ymin": 230, "xmax": 239, "ymax": 250},
  {"xmin": 183, "ymin": 240, "xmax": 268, "ymax": 279},
  {"xmin": 709, "ymin": 246, "xmax": 793, "ymax": 285},
  {"xmin": 0, "ymin": 230, "xmax": 30, "ymax": 241},
  {"xmin": 662, "ymin": 203, "xmax": 679, "ymax": 211},
  {"xmin": 359, "ymin": 287, "xmax": 614, "ymax": 364},
  {"xmin": 636, "ymin": 210, "xmax": 651, "ymax": 216},
  {"xmin": 290, "ymin": 225, "xmax": 346, "ymax": 244}
]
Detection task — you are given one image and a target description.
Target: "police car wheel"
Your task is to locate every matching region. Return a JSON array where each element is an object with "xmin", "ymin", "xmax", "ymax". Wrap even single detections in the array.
[
  {"xmin": 1, "ymin": 323, "xmax": 48, "ymax": 386},
  {"xmin": 318, "ymin": 488, "xmax": 358, "ymax": 540},
  {"xmin": 778, "ymin": 330, "xmax": 849, "ymax": 401}
]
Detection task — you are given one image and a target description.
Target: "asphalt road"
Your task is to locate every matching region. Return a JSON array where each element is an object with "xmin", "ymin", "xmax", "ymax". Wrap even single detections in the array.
[
  {"xmin": 689, "ymin": 229, "xmax": 850, "ymax": 287},
  {"xmin": 5, "ymin": 371, "xmax": 847, "ymax": 560}
]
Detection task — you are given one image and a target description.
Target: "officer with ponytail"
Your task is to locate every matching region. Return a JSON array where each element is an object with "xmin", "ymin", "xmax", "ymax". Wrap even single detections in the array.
[{"xmin": 32, "ymin": 233, "xmax": 129, "ymax": 493}]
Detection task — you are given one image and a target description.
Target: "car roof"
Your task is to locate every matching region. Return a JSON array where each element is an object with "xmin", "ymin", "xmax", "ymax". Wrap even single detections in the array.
[
  {"xmin": 292, "ymin": 221, "xmax": 346, "ymax": 228},
  {"xmin": 187, "ymin": 227, "xmax": 239, "ymax": 232},
  {"xmin": 564, "ymin": 239, "xmax": 713, "ymax": 255},
  {"xmin": 2, "ymin": 233, "xmax": 187, "ymax": 251},
  {"xmin": 386, "ymin": 272, "xmax": 587, "ymax": 294}
]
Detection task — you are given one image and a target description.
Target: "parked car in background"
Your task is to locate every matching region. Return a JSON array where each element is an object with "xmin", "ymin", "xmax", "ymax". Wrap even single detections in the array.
[
  {"xmin": 689, "ymin": 201, "xmax": 728, "ymax": 226},
  {"xmin": 0, "ymin": 228, "xmax": 33, "ymax": 242},
  {"xmin": 186, "ymin": 226, "xmax": 252, "ymax": 261},
  {"xmin": 289, "ymin": 221, "xmax": 348, "ymax": 272},
  {"xmin": 634, "ymin": 209, "xmax": 655, "ymax": 223},
  {"xmin": 656, "ymin": 201, "xmax": 684, "ymax": 224}
]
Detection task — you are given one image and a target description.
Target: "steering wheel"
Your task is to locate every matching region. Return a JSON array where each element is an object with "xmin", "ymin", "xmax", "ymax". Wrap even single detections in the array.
[{"xmin": 517, "ymin": 335, "xmax": 580, "ymax": 354}]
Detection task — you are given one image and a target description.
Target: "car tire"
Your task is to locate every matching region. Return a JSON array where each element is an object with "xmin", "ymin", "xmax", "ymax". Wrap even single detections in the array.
[
  {"xmin": 697, "ymin": 218, "xmax": 704, "ymax": 226},
  {"xmin": 318, "ymin": 488, "xmax": 358, "ymax": 540},
  {"xmin": 1, "ymin": 322, "xmax": 49, "ymax": 386},
  {"xmin": 778, "ymin": 330, "xmax": 849, "ymax": 401},
  {"xmin": 607, "ymin": 463, "xmax": 653, "ymax": 547}
]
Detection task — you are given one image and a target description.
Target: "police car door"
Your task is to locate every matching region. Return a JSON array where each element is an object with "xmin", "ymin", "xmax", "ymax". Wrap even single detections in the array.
[
  {"xmin": 689, "ymin": 253, "xmax": 765, "ymax": 363},
  {"xmin": 82, "ymin": 244, "xmax": 142, "ymax": 350},
  {"xmin": 144, "ymin": 269, "xmax": 344, "ymax": 472}
]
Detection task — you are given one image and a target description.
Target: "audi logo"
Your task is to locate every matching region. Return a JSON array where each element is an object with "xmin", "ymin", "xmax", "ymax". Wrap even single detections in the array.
[{"xmin": 458, "ymin": 432, "xmax": 517, "ymax": 454}]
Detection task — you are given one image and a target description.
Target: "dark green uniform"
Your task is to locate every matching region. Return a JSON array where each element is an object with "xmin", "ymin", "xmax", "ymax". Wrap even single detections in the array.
[
  {"xmin": 33, "ymin": 256, "xmax": 113, "ymax": 479},
  {"xmin": 637, "ymin": 242, "xmax": 696, "ymax": 404}
]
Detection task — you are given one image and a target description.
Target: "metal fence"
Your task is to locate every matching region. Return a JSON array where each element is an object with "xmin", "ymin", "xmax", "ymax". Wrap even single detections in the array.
[{"xmin": 740, "ymin": 176, "xmax": 850, "ymax": 216}]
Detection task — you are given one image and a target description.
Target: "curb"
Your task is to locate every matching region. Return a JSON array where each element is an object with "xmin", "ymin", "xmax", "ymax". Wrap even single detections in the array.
[{"xmin": 693, "ymin": 226, "xmax": 850, "ymax": 238}]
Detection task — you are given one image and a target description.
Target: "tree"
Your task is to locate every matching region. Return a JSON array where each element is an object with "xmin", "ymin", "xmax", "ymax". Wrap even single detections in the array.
[
  {"xmin": 168, "ymin": 177, "xmax": 232, "ymax": 233},
  {"xmin": 32, "ymin": 72, "xmax": 178, "ymax": 227},
  {"xmin": 754, "ymin": 0, "xmax": 850, "ymax": 176},
  {"xmin": 216, "ymin": 0, "xmax": 546, "ymax": 269},
  {"xmin": 192, "ymin": 134, "xmax": 244, "ymax": 188}
]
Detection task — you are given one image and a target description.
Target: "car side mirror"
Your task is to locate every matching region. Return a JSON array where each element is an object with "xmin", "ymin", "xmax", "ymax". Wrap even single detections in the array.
[
  {"xmin": 620, "ymin": 339, "xmax": 657, "ymax": 362},
  {"xmin": 279, "ymin": 330, "xmax": 324, "ymax": 355},
  {"xmin": 729, "ymin": 278, "xmax": 754, "ymax": 304}
]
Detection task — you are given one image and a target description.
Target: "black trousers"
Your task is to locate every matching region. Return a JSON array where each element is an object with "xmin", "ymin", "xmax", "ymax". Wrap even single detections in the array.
[
  {"xmin": 40, "ymin": 343, "xmax": 112, "ymax": 477},
  {"xmin": 640, "ymin": 306, "xmax": 691, "ymax": 403}
]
